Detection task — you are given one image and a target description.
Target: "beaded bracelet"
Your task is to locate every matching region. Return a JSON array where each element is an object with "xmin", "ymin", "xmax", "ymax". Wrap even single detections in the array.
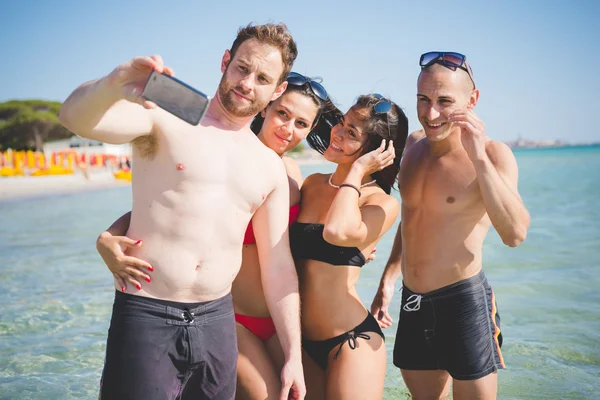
[{"xmin": 339, "ymin": 183, "xmax": 361, "ymax": 197}]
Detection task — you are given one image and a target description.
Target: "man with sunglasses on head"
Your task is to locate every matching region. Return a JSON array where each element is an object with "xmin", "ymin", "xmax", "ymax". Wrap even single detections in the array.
[
  {"xmin": 371, "ymin": 51, "xmax": 530, "ymax": 399},
  {"xmin": 59, "ymin": 23, "xmax": 306, "ymax": 400}
]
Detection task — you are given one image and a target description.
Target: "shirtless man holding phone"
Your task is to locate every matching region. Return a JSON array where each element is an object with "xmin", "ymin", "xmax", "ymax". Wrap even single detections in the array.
[{"xmin": 59, "ymin": 23, "xmax": 305, "ymax": 400}]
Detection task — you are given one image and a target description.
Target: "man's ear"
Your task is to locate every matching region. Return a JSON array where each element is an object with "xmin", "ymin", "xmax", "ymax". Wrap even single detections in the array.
[
  {"xmin": 467, "ymin": 88, "xmax": 480, "ymax": 110},
  {"xmin": 221, "ymin": 50, "xmax": 232, "ymax": 74},
  {"xmin": 270, "ymin": 81, "xmax": 288, "ymax": 102}
]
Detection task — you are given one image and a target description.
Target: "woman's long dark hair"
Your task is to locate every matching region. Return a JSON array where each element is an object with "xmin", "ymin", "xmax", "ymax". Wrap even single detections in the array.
[
  {"xmin": 351, "ymin": 94, "xmax": 409, "ymax": 194},
  {"xmin": 302, "ymin": 94, "xmax": 408, "ymax": 194},
  {"xmin": 250, "ymin": 78, "xmax": 342, "ymax": 153}
]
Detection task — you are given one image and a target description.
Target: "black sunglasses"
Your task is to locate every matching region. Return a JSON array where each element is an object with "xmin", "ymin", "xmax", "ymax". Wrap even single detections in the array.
[
  {"xmin": 419, "ymin": 51, "xmax": 476, "ymax": 88},
  {"xmin": 287, "ymin": 72, "xmax": 329, "ymax": 101}
]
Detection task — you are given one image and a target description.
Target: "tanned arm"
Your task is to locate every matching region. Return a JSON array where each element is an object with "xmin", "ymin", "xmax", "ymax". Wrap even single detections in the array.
[
  {"xmin": 474, "ymin": 141, "xmax": 530, "ymax": 247},
  {"xmin": 59, "ymin": 56, "xmax": 170, "ymax": 144}
]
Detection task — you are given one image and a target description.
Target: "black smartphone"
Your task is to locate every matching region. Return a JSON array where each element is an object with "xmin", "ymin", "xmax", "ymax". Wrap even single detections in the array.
[{"xmin": 141, "ymin": 71, "xmax": 210, "ymax": 126}]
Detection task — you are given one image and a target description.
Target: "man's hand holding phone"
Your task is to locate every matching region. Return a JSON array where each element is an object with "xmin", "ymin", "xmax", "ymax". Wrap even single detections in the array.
[
  {"xmin": 104, "ymin": 55, "xmax": 174, "ymax": 110},
  {"xmin": 141, "ymin": 70, "xmax": 210, "ymax": 126},
  {"xmin": 102, "ymin": 54, "xmax": 209, "ymax": 126}
]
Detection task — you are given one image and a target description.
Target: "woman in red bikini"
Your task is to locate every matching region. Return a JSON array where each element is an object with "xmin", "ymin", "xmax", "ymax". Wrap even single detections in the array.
[{"xmin": 95, "ymin": 72, "xmax": 340, "ymax": 399}]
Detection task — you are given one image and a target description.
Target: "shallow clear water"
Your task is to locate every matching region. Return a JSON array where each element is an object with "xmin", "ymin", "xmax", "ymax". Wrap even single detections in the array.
[{"xmin": 1, "ymin": 146, "xmax": 599, "ymax": 399}]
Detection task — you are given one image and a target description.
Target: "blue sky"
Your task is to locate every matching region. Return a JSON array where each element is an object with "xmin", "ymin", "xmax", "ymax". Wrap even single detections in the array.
[{"xmin": 1, "ymin": 0, "xmax": 598, "ymax": 143}]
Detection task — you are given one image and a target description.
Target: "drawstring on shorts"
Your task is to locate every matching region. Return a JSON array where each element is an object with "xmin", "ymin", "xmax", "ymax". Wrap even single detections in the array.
[{"xmin": 403, "ymin": 294, "xmax": 422, "ymax": 312}]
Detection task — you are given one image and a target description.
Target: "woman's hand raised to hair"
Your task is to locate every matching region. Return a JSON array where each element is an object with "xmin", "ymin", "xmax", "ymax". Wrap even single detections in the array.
[{"xmin": 352, "ymin": 139, "xmax": 395, "ymax": 177}]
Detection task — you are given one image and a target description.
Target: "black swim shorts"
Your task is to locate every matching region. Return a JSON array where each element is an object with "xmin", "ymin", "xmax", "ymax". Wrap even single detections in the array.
[
  {"xmin": 99, "ymin": 291, "xmax": 237, "ymax": 400},
  {"xmin": 393, "ymin": 270, "xmax": 505, "ymax": 380}
]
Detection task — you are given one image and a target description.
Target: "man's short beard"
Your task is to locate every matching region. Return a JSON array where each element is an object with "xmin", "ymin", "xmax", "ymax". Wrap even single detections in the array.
[{"xmin": 217, "ymin": 74, "xmax": 269, "ymax": 119}]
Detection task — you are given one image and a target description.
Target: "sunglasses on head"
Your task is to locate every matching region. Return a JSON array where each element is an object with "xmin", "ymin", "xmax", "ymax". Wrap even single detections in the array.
[
  {"xmin": 373, "ymin": 93, "xmax": 392, "ymax": 114},
  {"xmin": 287, "ymin": 72, "xmax": 329, "ymax": 101},
  {"xmin": 419, "ymin": 51, "xmax": 476, "ymax": 89},
  {"xmin": 372, "ymin": 93, "xmax": 392, "ymax": 139}
]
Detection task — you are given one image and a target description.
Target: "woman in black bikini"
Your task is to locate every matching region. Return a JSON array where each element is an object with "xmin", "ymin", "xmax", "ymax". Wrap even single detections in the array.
[{"xmin": 291, "ymin": 94, "xmax": 408, "ymax": 399}]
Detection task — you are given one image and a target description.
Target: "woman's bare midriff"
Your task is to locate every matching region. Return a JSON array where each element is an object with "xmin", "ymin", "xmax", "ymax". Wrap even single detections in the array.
[{"xmin": 298, "ymin": 260, "xmax": 368, "ymax": 340}]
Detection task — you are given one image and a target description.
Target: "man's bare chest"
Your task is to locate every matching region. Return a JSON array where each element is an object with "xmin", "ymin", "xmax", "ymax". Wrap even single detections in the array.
[
  {"xmin": 400, "ymin": 154, "xmax": 482, "ymax": 212},
  {"xmin": 133, "ymin": 131, "xmax": 271, "ymax": 211}
]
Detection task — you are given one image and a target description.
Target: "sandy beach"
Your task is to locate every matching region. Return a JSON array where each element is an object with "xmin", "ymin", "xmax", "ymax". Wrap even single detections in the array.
[{"xmin": 0, "ymin": 171, "xmax": 130, "ymax": 202}]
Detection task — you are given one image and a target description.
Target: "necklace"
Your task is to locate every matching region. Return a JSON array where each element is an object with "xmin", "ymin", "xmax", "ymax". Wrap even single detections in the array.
[{"xmin": 328, "ymin": 174, "xmax": 376, "ymax": 189}]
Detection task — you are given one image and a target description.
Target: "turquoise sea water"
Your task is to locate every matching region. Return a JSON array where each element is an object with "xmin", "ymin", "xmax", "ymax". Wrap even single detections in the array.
[{"xmin": 1, "ymin": 146, "xmax": 599, "ymax": 399}]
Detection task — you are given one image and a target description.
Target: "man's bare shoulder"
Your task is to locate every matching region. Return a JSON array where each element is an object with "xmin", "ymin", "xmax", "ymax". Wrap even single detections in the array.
[
  {"xmin": 408, "ymin": 129, "xmax": 426, "ymax": 142},
  {"xmin": 255, "ymin": 141, "xmax": 285, "ymax": 167},
  {"xmin": 403, "ymin": 130, "xmax": 427, "ymax": 156},
  {"xmin": 407, "ymin": 129, "xmax": 426, "ymax": 148},
  {"xmin": 282, "ymin": 155, "xmax": 300, "ymax": 173},
  {"xmin": 485, "ymin": 140, "xmax": 517, "ymax": 166},
  {"xmin": 248, "ymin": 142, "xmax": 288, "ymax": 190},
  {"xmin": 485, "ymin": 139, "xmax": 512, "ymax": 156},
  {"xmin": 402, "ymin": 130, "xmax": 427, "ymax": 162}
]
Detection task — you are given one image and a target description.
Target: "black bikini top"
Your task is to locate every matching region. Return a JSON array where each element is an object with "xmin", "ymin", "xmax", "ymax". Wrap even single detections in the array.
[{"xmin": 289, "ymin": 222, "xmax": 366, "ymax": 267}]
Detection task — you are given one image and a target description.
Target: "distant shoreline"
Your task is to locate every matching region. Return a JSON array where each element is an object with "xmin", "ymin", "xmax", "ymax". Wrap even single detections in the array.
[
  {"xmin": 0, "ymin": 172, "xmax": 129, "ymax": 203},
  {"xmin": 510, "ymin": 143, "xmax": 600, "ymax": 151},
  {"xmin": 290, "ymin": 143, "xmax": 600, "ymax": 159},
  {"xmin": 2, "ymin": 144, "xmax": 597, "ymax": 202}
]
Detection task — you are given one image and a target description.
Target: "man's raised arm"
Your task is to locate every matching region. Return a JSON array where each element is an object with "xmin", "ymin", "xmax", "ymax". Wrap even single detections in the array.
[
  {"xmin": 252, "ymin": 159, "xmax": 305, "ymax": 400},
  {"xmin": 475, "ymin": 141, "xmax": 530, "ymax": 247},
  {"xmin": 59, "ymin": 55, "xmax": 171, "ymax": 144}
]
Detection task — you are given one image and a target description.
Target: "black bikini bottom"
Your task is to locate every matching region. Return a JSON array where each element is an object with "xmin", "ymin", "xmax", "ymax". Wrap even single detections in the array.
[{"xmin": 303, "ymin": 312, "xmax": 384, "ymax": 370}]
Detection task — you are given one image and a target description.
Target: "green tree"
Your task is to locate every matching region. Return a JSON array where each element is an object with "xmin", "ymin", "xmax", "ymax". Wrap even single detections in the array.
[{"xmin": 0, "ymin": 100, "xmax": 72, "ymax": 151}]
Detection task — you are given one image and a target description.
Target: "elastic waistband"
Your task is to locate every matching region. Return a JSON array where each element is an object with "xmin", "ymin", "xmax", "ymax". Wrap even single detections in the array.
[
  {"xmin": 114, "ymin": 291, "xmax": 233, "ymax": 317},
  {"xmin": 403, "ymin": 269, "xmax": 487, "ymax": 299}
]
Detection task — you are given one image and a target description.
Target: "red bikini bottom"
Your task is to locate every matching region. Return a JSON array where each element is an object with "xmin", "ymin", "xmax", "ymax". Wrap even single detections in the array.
[{"xmin": 235, "ymin": 313, "xmax": 277, "ymax": 341}]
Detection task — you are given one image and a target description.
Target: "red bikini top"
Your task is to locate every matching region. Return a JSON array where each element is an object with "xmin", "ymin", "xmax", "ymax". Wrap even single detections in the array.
[{"xmin": 243, "ymin": 203, "xmax": 300, "ymax": 245}]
